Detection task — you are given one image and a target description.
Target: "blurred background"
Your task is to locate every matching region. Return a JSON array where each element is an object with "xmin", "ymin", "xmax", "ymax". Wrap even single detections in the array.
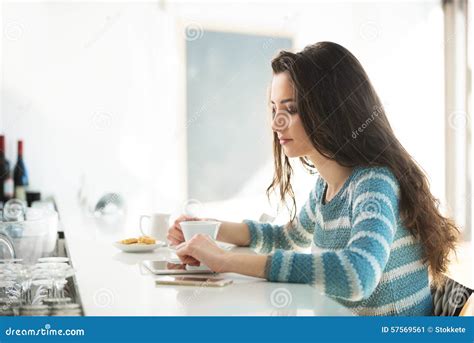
[{"xmin": 0, "ymin": 0, "xmax": 472, "ymax": 278}]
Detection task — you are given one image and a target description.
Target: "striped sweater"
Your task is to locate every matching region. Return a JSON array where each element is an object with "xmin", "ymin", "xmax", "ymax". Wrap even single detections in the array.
[{"xmin": 244, "ymin": 166, "xmax": 433, "ymax": 316}]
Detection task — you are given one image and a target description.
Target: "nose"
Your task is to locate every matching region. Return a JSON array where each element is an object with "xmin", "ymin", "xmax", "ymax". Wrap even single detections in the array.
[{"xmin": 271, "ymin": 110, "xmax": 292, "ymax": 132}]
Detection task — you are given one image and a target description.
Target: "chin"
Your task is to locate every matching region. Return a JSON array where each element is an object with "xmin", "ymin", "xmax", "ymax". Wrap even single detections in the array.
[{"xmin": 282, "ymin": 148, "xmax": 302, "ymax": 158}]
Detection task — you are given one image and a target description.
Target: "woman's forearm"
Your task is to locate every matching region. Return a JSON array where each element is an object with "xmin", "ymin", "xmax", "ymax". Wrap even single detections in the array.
[
  {"xmin": 225, "ymin": 252, "xmax": 268, "ymax": 279},
  {"xmin": 213, "ymin": 221, "xmax": 268, "ymax": 278},
  {"xmin": 216, "ymin": 221, "xmax": 251, "ymax": 246}
]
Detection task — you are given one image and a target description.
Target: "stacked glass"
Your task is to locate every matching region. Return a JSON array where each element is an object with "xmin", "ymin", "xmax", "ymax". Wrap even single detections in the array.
[{"xmin": 0, "ymin": 257, "xmax": 81, "ymax": 316}]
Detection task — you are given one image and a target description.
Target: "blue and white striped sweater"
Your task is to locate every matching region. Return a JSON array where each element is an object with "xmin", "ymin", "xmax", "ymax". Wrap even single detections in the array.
[{"xmin": 244, "ymin": 166, "xmax": 433, "ymax": 316}]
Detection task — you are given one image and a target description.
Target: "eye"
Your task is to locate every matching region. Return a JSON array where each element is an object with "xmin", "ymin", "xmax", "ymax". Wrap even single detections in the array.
[
  {"xmin": 287, "ymin": 106, "xmax": 298, "ymax": 114},
  {"xmin": 271, "ymin": 107, "xmax": 276, "ymax": 117}
]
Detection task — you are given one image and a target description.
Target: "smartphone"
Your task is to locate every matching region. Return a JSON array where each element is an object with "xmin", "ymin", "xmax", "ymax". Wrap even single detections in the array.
[
  {"xmin": 155, "ymin": 276, "xmax": 233, "ymax": 287},
  {"xmin": 142, "ymin": 260, "xmax": 215, "ymax": 275}
]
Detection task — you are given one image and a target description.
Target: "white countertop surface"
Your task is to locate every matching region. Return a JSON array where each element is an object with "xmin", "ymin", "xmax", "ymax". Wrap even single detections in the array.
[{"xmin": 58, "ymin": 198, "xmax": 353, "ymax": 316}]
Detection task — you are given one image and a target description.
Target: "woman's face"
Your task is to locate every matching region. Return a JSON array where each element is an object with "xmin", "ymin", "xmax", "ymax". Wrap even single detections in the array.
[{"xmin": 270, "ymin": 72, "xmax": 321, "ymax": 161}]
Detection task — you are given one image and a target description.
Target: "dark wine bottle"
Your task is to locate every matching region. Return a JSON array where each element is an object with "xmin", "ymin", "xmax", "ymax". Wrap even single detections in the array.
[
  {"xmin": 13, "ymin": 140, "xmax": 29, "ymax": 201},
  {"xmin": 0, "ymin": 135, "xmax": 13, "ymax": 204}
]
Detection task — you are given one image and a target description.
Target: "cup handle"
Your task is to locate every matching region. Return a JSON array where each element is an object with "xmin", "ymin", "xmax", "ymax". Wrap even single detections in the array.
[
  {"xmin": 140, "ymin": 215, "xmax": 151, "ymax": 236},
  {"xmin": 215, "ymin": 222, "xmax": 222, "ymax": 240}
]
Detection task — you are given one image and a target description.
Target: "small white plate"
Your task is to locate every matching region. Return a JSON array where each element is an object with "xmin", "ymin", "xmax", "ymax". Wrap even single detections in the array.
[{"xmin": 113, "ymin": 241, "xmax": 166, "ymax": 253}]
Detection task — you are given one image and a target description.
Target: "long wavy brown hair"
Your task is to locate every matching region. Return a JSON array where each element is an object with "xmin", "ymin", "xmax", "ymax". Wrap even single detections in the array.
[{"xmin": 267, "ymin": 41, "xmax": 459, "ymax": 286}]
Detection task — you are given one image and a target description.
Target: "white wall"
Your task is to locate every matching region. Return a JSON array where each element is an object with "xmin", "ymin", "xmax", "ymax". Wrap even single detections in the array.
[
  {"xmin": 1, "ymin": 0, "xmax": 446, "ymax": 225},
  {"xmin": 1, "ymin": 2, "xmax": 186, "ymax": 219}
]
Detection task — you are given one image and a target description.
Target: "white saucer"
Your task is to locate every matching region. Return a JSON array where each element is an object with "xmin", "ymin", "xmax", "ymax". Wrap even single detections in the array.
[
  {"xmin": 217, "ymin": 242, "xmax": 235, "ymax": 250},
  {"xmin": 113, "ymin": 241, "xmax": 166, "ymax": 253},
  {"xmin": 167, "ymin": 241, "xmax": 235, "ymax": 251}
]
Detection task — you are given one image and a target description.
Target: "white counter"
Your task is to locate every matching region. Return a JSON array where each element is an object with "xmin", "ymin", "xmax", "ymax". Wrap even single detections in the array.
[{"xmin": 58, "ymin": 198, "xmax": 353, "ymax": 316}]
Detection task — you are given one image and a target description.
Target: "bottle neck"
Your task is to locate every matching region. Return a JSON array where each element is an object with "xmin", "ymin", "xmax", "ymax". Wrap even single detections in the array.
[
  {"xmin": 0, "ymin": 136, "xmax": 5, "ymax": 159},
  {"xmin": 17, "ymin": 141, "xmax": 23, "ymax": 159}
]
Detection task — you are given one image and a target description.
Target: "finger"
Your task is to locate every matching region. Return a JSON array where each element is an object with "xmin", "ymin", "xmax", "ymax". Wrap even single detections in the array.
[
  {"xmin": 176, "ymin": 253, "xmax": 192, "ymax": 263},
  {"xmin": 174, "ymin": 216, "xmax": 185, "ymax": 225},
  {"xmin": 175, "ymin": 244, "xmax": 195, "ymax": 261},
  {"xmin": 167, "ymin": 233, "xmax": 183, "ymax": 245},
  {"xmin": 175, "ymin": 241, "xmax": 187, "ymax": 250},
  {"xmin": 167, "ymin": 230, "xmax": 184, "ymax": 242},
  {"xmin": 167, "ymin": 224, "xmax": 183, "ymax": 238},
  {"xmin": 175, "ymin": 244, "xmax": 201, "ymax": 266},
  {"xmin": 169, "ymin": 225, "xmax": 183, "ymax": 235},
  {"xmin": 176, "ymin": 254, "xmax": 187, "ymax": 263},
  {"xmin": 175, "ymin": 215, "xmax": 194, "ymax": 224},
  {"xmin": 172, "ymin": 228, "xmax": 185, "ymax": 240},
  {"xmin": 166, "ymin": 262, "xmax": 184, "ymax": 270},
  {"xmin": 181, "ymin": 256, "xmax": 200, "ymax": 265},
  {"xmin": 175, "ymin": 215, "xmax": 199, "ymax": 225},
  {"xmin": 168, "ymin": 238, "xmax": 181, "ymax": 246}
]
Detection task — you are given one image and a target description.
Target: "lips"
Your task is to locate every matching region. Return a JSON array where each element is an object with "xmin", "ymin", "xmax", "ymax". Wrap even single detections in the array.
[{"xmin": 279, "ymin": 138, "xmax": 293, "ymax": 145}]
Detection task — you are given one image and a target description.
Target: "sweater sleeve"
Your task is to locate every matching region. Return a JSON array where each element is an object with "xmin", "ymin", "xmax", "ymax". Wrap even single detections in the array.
[
  {"xmin": 242, "ymin": 181, "xmax": 320, "ymax": 254},
  {"xmin": 264, "ymin": 169, "xmax": 399, "ymax": 302}
]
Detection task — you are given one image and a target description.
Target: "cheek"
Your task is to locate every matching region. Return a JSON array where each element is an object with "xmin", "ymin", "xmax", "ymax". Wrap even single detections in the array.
[
  {"xmin": 286, "ymin": 116, "xmax": 315, "ymax": 154},
  {"xmin": 290, "ymin": 116, "xmax": 310, "ymax": 141}
]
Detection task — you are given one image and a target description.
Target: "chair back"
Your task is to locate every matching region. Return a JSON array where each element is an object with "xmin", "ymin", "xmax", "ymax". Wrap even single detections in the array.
[{"xmin": 431, "ymin": 277, "xmax": 473, "ymax": 316}]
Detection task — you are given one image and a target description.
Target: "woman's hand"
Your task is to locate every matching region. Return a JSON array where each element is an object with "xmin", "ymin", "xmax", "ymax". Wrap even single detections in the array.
[
  {"xmin": 175, "ymin": 234, "xmax": 232, "ymax": 273},
  {"xmin": 166, "ymin": 214, "xmax": 199, "ymax": 246}
]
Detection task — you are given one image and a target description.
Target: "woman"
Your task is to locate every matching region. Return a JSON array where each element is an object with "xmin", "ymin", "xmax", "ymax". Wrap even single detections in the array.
[{"xmin": 167, "ymin": 41, "xmax": 459, "ymax": 316}]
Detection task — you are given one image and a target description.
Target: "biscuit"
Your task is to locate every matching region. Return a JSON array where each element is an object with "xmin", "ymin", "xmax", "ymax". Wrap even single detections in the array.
[
  {"xmin": 120, "ymin": 238, "xmax": 138, "ymax": 244},
  {"xmin": 138, "ymin": 236, "xmax": 156, "ymax": 244}
]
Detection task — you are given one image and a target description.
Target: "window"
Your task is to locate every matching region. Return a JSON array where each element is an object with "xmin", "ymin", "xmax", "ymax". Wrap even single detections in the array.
[{"xmin": 186, "ymin": 30, "xmax": 292, "ymax": 202}]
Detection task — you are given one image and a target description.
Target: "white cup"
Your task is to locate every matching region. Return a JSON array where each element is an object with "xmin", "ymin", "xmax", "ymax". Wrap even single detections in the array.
[
  {"xmin": 179, "ymin": 220, "xmax": 221, "ymax": 241},
  {"xmin": 179, "ymin": 220, "xmax": 221, "ymax": 271},
  {"xmin": 140, "ymin": 213, "xmax": 171, "ymax": 243}
]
